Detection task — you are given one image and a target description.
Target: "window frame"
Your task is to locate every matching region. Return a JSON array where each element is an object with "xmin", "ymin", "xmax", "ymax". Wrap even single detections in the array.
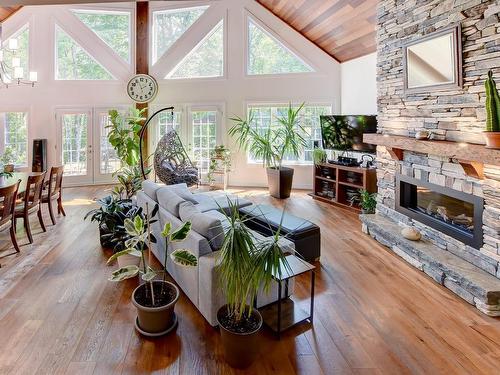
[
  {"xmin": 0, "ymin": 107, "xmax": 31, "ymax": 168},
  {"xmin": 71, "ymin": 8, "xmax": 133, "ymax": 65},
  {"xmin": 244, "ymin": 12, "xmax": 317, "ymax": 79},
  {"xmin": 245, "ymin": 102, "xmax": 333, "ymax": 166},
  {"xmin": 163, "ymin": 14, "xmax": 228, "ymax": 82}
]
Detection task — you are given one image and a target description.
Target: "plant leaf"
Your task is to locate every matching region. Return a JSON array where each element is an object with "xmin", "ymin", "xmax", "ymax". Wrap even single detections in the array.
[
  {"xmin": 108, "ymin": 265, "xmax": 139, "ymax": 282},
  {"xmin": 161, "ymin": 222, "xmax": 172, "ymax": 238},
  {"xmin": 124, "ymin": 218, "xmax": 138, "ymax": 236},
  {"xmin": 171, "ymin": 249, "xmax": 198, "ymax": 267},
  {"xmin": 133, "ymin": 215, "xmax": 144, "ymax": 234},
  {"xmin": 170, "ymin": 222, "xmax": 192, "ymax": 242},
  {"xmin": 141, "ymin": 270, "xmax": 157, "ymax": 282},
  {"xmin": 107, "ymin": 248, "xmax": 141, "ymax": 265}
]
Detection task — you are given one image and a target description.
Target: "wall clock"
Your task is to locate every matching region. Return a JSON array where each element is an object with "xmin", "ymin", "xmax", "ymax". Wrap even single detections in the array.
[{"xmin": 127, "ymin": 74, "xmax": 158, "ymax": 103}]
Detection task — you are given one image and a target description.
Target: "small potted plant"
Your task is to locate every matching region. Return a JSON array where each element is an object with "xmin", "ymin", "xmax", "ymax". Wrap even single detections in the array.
[
  {"xmin": 229, "ymin": 103, "xmax": 307, "ymax": 199},
  {"xmin": 484, "ymin": 70, "xmax": 500, "ymax": 149},
  {"xmin": 359, "ymin": 189, "xmax": 377, "ymax": 214},
  {"xmin": 107, "ymin": 203, "xmax": 197, "ymax": 336},
  {"xmin": 1, "ymin": 146, "xmax": 16, "ymax": 173},
  {"xmin": 217, "ymin": 201, "xmax": 291, "ymax": 368},
  {"xmin": 312, "ymin": 147, "xmax": 327, "ymax": 165}
]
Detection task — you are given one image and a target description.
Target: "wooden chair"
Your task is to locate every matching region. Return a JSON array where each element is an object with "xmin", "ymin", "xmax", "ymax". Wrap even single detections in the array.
[
  {"xmin": 0, "ymin": 180, "xmax": 21, "ymax": 266},
  {"xmin": 14, "ymin": 172, "xmax": 46, "ymax": 244},
  {"xmin": 42, "ymin": 166, "xmax": 66, "ymax": 225}
]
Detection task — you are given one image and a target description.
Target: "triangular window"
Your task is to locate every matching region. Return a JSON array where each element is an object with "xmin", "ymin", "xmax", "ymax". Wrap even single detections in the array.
[
  {"xmin": 56, "ymin": 26, "xmax": 114, "ymax": 80},
  {"xmin": 153, "ymin": 6, "xmax": 208, "ymax": 64},
  {"xmin": 73, "ymin": 9, "xmax": 131, "ymax": 63},
  {"xmin": 247, "ymin": 18, "xmax": 313, "ymax": 75},
  {"xmin": 167, "ymin": 20, "xmax": 224, "ymax": 79},
  {"xmin": 2, "ymin": 24, "xmax": 29, "ymax": 80}
]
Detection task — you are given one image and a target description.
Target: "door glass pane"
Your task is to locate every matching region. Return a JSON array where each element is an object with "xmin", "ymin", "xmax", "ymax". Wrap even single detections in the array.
[
  {"xmin": 98, "ymin": 112, "xmax": 121, "ymax": 174},
  {"xmin": 191, "ymin": 110, "xmax": 216, "ymax": 176},
  {"xmin": 62, "ymin": 113, "xmax": 88, "ymax": 176}
]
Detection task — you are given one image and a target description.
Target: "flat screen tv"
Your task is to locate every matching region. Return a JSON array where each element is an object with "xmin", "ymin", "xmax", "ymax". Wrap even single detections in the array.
[{"xmin": 320, "ymin": 115, "xmax": 377, "ymax": 153}]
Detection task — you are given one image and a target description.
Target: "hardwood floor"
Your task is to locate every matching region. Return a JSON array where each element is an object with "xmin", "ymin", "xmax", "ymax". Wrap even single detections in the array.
[{"xmin": 0, "ymin": 186, "xmax": 500, "ymax": 374}]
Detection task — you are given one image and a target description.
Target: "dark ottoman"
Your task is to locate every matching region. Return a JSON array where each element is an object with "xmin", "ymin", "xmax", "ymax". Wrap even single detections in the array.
[{"xmin": 240, "ymin": 204, "xmax": 321, "ymax": 262}]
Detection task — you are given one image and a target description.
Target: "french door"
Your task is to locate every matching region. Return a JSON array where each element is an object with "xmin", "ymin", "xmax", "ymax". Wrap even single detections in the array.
[{"xmin": 56, "ymin": 107, "xmax": 122, "ymax": 186}]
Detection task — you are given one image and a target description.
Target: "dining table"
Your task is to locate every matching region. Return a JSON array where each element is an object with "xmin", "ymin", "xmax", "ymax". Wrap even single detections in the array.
[{"xmin": 0, "ymin": 172, "xmax": 44, "ymax": 196}]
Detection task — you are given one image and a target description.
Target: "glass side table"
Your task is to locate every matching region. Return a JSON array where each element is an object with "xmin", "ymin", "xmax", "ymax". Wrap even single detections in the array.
[{"xmin": 258, "ymin": 254, "xmax": 315, "ymax": 339}]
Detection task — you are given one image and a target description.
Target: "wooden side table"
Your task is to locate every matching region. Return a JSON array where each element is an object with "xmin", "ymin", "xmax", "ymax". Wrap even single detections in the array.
[{"xmin": 258, "ymin": 255, "xmax": 315, "ymax": 339}]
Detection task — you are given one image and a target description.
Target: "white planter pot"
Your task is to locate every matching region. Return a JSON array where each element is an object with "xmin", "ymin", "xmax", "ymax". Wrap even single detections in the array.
[{"xmin": 117, "ymin": 253, "xmax": 141, "ymax": 268}]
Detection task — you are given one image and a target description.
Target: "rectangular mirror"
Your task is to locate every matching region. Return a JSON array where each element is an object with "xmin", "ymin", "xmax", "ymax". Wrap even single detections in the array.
[{"xmin": 404, "ymin": 24, "xmax": 462, "ymax": 93}]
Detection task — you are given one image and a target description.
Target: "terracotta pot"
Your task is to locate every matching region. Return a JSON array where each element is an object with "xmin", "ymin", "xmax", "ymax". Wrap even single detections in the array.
[
  {"xmin": 132, "ymin": 280, "xmax": 179, "ymax": 336},
  {"xmin": 117, "ymin": 253, "xmax": 141, "ymax": 268},
  {"xmin": 267, "ymin": 167, "xmax": 294, "ymax": 199},
  {"xmin": 484, "ymin": 131, "xmax": 500, "ymax": 149},
  {"xmin": 217, "ymin": 305, "xmax": 263, "ymax": 369}
]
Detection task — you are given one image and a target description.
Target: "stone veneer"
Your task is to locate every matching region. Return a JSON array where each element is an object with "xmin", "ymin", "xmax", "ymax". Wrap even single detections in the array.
[{"xmin": 374, "ymin": 0, "xmax": 500, "ymax": 280}]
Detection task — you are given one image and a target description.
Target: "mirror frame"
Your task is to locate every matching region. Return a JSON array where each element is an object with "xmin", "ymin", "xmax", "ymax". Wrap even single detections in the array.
[{"xmin": 403, "ymin": 24, "xmax": 462, "ymax": 94}]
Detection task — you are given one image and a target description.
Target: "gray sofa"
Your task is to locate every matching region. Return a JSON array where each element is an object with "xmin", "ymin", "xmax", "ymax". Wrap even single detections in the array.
[{"xmin": 137, "ymin": 180, "xmax": 295, "ymax": 326}]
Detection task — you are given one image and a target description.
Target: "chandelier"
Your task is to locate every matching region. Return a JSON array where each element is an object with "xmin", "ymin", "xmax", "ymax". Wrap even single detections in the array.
[{"xmin": 0, "ymin": 24, "xmax": 37, "ymax": 88}]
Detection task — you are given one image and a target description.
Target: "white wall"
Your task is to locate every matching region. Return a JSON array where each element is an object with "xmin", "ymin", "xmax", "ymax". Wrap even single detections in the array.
[
  {"xmin": 340, "ymin": 53, "xmax": 377, "ymax": 115},
  {"xmin": 1, "ymin": 0, "xmax": 343, "ymax": 189}
]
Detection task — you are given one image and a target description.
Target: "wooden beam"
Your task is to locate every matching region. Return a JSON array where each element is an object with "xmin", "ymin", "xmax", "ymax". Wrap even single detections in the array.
[{"xmin": 136, "ymin": 1, "xmax": 149, "ymax": 161}]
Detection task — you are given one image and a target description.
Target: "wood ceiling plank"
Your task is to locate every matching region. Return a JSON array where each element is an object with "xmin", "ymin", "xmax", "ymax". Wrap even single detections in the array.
[
  {"xmin": 0, "ymin": 7, "xmax": 22, "ymax": 22},
  {"xmin": 256, "ymin": 0, "xmax": 377, "ymax": 62}
]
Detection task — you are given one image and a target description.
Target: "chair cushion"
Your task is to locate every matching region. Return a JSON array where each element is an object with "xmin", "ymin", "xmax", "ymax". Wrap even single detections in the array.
[
  {"xmin": 142, "ymin": 180, "xmax": 163, "ymax": 201},
  {"xmin": 178, "ymin": 202, "xmax": 224, "ymax": 250},
  {"xmin": 15, "ymin": 204, "xmax": 39, "ymax": 215},
  {"xmin": 156, "ymin": 188, "xmax": 185, "ymax": 218}
]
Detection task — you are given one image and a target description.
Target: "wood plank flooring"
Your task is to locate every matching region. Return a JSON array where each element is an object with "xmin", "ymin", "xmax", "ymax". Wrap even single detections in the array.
[{"xmin": 0, "ymin": 186, "xmax": 500, "ymax": 374}]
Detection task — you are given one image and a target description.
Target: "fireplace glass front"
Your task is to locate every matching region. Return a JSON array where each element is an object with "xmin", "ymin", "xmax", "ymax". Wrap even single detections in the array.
[{"xmin": 396, "ymin": 174, "xmax": 483, "ymax": 249}]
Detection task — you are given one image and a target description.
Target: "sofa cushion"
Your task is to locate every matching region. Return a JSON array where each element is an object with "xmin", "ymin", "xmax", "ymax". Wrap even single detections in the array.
[
  {"xmin": 142, "ymin": 180, "xmax": 163, "ymax": 201},
  {"xmin": 156, "ymin": 188, "xmax": 185, "ymax": 217},
  {"xmin": 167, "ymin": 183, "xmax": 198, "ymax": 204},
  {"xmin": 179, "ymin": 202, "xmax": 224, "ymax": 250}
]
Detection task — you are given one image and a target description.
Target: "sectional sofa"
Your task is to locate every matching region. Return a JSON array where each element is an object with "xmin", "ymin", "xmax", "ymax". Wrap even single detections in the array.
[{"xmin": 137, "ymin": 180, "xmax": 295, "ymax": 326}]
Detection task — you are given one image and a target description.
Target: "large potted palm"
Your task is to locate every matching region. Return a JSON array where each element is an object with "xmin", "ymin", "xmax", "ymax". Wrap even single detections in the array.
[
  {"xmin": 229, "ymin": 103, "xmax": 307, "ymax": 199},
  {"xmin": 216, "ymin": 201, "xmax": 291, "ymax": 368}
]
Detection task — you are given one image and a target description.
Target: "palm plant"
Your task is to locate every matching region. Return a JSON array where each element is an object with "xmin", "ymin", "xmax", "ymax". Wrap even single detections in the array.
[
  {"xmin": 217, "ymin": 200, "xmax": 291, "ymax": 323},
  {"xmin": 229, "ymin": 103, "xmax": 307, "ymax": 169}
]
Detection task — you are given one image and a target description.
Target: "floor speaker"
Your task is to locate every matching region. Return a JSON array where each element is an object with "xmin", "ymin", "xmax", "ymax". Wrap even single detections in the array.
[{"xmin": 32, "ymin": 139, "xmax": 47, "ymax": 172}]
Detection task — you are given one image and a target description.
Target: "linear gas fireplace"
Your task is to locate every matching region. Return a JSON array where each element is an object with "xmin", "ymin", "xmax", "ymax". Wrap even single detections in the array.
[{"xmin": 396, "ymin": 174, "xmax": 484, "ymax": 249}]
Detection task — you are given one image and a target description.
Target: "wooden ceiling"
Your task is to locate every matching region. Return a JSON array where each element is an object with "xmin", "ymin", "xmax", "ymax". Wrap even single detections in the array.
[
  {"xmin": 0, "ymin": 6, "xmax": 21, "ymax": 22},
  {"xmin": 256, "ymin": 0, "xmax": 378, "ymax": 62}
]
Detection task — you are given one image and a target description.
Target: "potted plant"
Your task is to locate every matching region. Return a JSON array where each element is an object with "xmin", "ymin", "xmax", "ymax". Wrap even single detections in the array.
[
  {"xmin": 1, "ymin": 146, "xmax": 16, "ymax": 173},
  {"xmin": 107, "ymin": 203, "xmax": 197, "ymax": 336},
  {"xmin": 484, "ymin": 70, "xmax": 500, "ymax": 149},
  {"xmin": 84, "ymin": 196, "xmax": 139, "ymax": 249},
  {"xmin": 207, "ymin": 146, "xmax": 231, "ymax": 188},
  {"xmin": 312, "ymin": 147, "xmax": 327, "ymax": 165},
  {"xmin": 359, "ymin": 189, "xmax": 377, "ymax": 214},
  {"xmin": 229, "ymin": 103, "xmax": 307, "ymax": 199},
  {"xmin": 216, "ymin": 201, "xmax": 291, "ymax": 368}
]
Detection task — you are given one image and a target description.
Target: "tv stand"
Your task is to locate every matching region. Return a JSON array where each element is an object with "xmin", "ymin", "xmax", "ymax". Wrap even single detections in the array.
[{"xmin": 310, "ymin": 163, "xmax": 377, "ymax": 212}]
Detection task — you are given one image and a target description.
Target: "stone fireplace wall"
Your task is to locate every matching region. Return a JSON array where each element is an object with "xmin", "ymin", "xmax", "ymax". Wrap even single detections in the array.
[{"xmin": 376, "ymin": 0, "xmax": 500, "ymax": 276}]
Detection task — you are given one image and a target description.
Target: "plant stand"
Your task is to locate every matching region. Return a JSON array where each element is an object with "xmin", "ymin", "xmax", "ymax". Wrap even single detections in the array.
[
  {"xmin": 208, "ymin": 156, "xmax": 230, "ymax": 190},
  {"xmin": 257, "ymin": 255, "xmax": 315, "ymax": 339}
]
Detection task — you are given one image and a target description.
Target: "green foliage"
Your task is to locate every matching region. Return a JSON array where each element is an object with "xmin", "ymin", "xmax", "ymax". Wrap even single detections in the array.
[
  {"xmin": 108, "ymin": 204, "xmax": 197, "ymax": 307},
  {"xmin": 485, "ymin": 70, "xmax": 500, "ymax": 132},
  {"xmin": 153, "ymin": 7, "xmax": 207, "ymax": 63},
  {"xmin": 312, "ymin": 148, "xmax": 327, "ymax": 165},
  {"xmin": 3, "ymin": 26, "xmax": 29, "ymax": 80},
  {"xmin": 56, "ymin": 26, "xmax": 113, "ymax": 80},
  {"xmin": 0, "ymin": 145, "xmax": 17, "ymax": 165},
  {"xmin": 74, "ymin": 10, "xmax": 130, "ymax": 62},
  {"xmin": 207, "ymin": 145, "xmax": 231, "ymax": 185},
  {"xmin": 106, "ymin": 248, "xmax": 141, "ymax": 265},
  {"xmin": 171, "ymin": 249, "xmax": 198, "ymax": 267},
  {"xmin": 170, "ymin": 21, "xmax": 224, "ymax": 78},
  {"xmin": 217, "ymin": 200, "xmax": 290, "ymax": 323},
  {"xmin": 112, "ymin": 166, "xmax": 144, "ymax": 200},
  {"xmin": 359, "ymin": 189, "xmax": 377, "ymax": 213},
  {"xmin": 229, "ymin": 103, "xmax": 307, "ymax": 169},
  {"xmin": 1, "ymin": 113, "xmax": 27, "ymax": 166},
  {"xmin": 107, "ymin": 108, "xmax": 145, "ymax": 167},
  {"xmin": 248, "ymin": 19, "xmax": 312, "ymax": 75}
]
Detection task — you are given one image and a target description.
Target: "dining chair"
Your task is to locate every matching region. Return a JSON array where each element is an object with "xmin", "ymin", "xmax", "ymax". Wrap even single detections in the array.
[
  {"xmin": 42, "ymin": 166, "xmax": 66, "ymax": 225},
  {"xmin": 14, "ymin": 172, "xmax": 46, "ymax": 244},
  {"xmin": 0, "ymin": 180, "xmax": 21, "ymax": 266}
]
